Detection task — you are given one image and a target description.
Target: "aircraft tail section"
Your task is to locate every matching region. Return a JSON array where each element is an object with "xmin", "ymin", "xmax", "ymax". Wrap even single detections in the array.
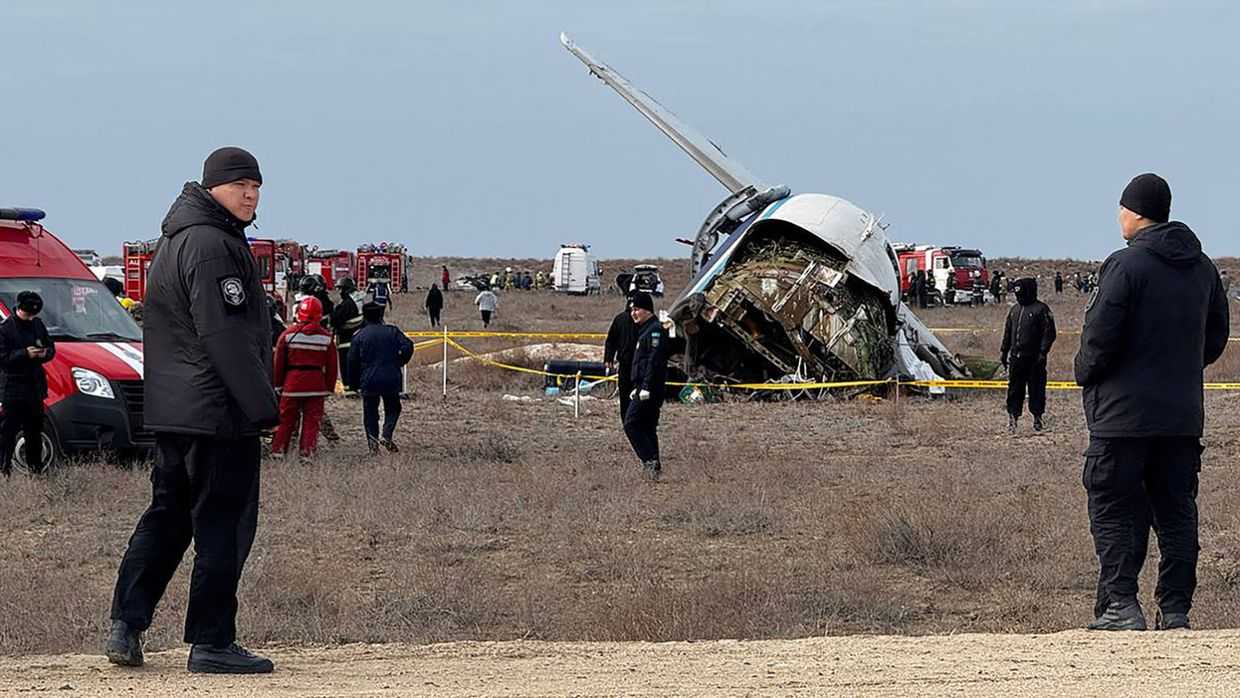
[{"xmin": 560, "ymin": 33, "xmax": 763, "ymax": 195}]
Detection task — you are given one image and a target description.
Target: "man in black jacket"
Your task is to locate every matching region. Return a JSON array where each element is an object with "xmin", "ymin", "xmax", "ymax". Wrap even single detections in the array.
[
  {"xmin": 348, "ymin": 302, "xmax": 414, "ymax": 453},
  {"xmin": 0, "ymin": 291, "xmax": 56, "ymax": 475},
  {"xmin": 330, "ymin": 277, "xmax": 363, "ymax": 392},
  {"xmin": 107, "ymin": 147, "xmax": 280, "ymax": 674},
  {"xmin": 1000, "ymin": 278, "xmax": 1056, "ymax": 433},
  {"xmin": 604, "ymin": 296, "xmax": 637, "ymax": 422},
  {"xmin": 623, "ymin": 293, "xmax": 669, "ymax": 481},
  {"xmin": 1074, "ymin": 173, "xmax": 1230, "ymax": 632}
]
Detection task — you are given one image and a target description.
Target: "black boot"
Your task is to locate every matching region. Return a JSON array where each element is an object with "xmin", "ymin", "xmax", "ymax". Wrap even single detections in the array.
[
  {"xmin": 641, "ymin": 460, "xmax": 662, "ymax": 482},
  {"xmin": 1157, "ymin": 610, "xmax": 1190, "ymax": 630},
  {"xmin": 380, "ymin": 439, "xmax": 399, "ymax": 453},
  {"xmin": 1007, "ymin": 415, "xmax": 1018, "ymax": 434},
  {"xmin": 1087, "ymin": 600, "xmax": 1147, "ymax": 631},
  {"xmin": 187, "ymin": 643, "xmax": 274, "ymax": 674},
  {"xmin": 105, "ymin": 620, "xmax": 144, "ymax": 667},
  {"xmin": 1033, "ymin": 415, "xmax": 1044, "ymax": 432}
]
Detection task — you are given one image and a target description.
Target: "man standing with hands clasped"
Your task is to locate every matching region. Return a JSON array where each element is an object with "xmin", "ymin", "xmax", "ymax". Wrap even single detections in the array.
[
  {"xmin": 623, "ymin": 292, "xmax": 669, "ymax": 482},
  {"xmin": 106, "ymin": 147, "xmax": 280, "ymax": 673},
  {"xmin": 1075, "ymin": 173, "xmax": 1229, "ymax": 631}
]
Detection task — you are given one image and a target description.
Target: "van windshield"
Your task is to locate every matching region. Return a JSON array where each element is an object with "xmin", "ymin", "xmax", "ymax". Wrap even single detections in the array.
[
  {"xmin": 0, "ymin": 277, "xmax": 142, "ymax": 342},
  {"xmin": 950, "ymin": 255, "xmax": 984, "ymax": 269}
]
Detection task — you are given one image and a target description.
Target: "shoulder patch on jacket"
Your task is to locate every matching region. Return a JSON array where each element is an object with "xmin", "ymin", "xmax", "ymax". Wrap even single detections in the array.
[{"xmin": 219, "ymin": 276, "xmax": 247, "ymax": 309}]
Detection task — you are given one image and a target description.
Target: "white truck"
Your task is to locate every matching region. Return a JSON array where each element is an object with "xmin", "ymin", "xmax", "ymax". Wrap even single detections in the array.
[{"xmin": 551, "ymin": 243, "xmax": 601, "ymax": 295}]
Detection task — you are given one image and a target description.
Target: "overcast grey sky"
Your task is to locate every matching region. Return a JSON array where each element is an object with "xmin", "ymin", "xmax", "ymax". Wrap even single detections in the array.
[{"xmin": 4, "ymin": 1, "xmax": 1236, "ymax": 263}]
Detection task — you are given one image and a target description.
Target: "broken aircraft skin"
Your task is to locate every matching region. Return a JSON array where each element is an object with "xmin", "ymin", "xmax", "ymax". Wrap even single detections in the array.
[{"xmin": 561, "ymin": 34, "xmax": 969, "ymax": 389}]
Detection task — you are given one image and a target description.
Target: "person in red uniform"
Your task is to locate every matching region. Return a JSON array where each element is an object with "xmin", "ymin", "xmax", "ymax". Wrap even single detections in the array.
[{"xmin": 271, "ymin": 297, "xmax": 338, "ymax": 457}]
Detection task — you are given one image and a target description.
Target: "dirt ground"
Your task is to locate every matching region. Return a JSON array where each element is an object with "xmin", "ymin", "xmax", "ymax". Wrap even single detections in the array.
[
  {"xmin": 2, "ymin": 256, "xmax": 1238, "ymax": 696},
  {"xmin": 3, "ymin": 630, "xmax": 1240, "ymax": 697}
]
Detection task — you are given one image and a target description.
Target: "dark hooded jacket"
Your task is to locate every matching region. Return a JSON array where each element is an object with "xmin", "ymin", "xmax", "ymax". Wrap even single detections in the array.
[
  {"xmin": 425, "ymin": 286, "xmax": 444, "ymax": 313},
  {"xmin": 0, "ymin": 314, "xmax": 55, "ymax": 402},
  {"xmin": 1000, "ymin": 278, "xmax": 1056, "ymax": 363},
  {"xmin": 347, "ymin": 306, "xmax": 415, "ymax": 396},
  {"xmin": 1074, "ymin": 221, "xmax": 1230, "ymax": 438},
  {"xmin": 142, "ymin": 182, "xmax": 279, "ymax": 437},
  {"xmin": 604, "ymin": 307, "xmax": 637, "ymax": 380}
]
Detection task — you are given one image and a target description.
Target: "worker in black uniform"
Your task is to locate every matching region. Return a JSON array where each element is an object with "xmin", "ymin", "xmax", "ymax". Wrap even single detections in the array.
[
  {"xmin": 623, "ymin": 292, "xmax": 669, "ymax": 481},
  {"xmin": 0, "ymin": 291, "xmax": 55, "ymax": 476},
  {"xmin": 107, "ymin": 147, "xmax": 280, "ymax": 674},
  {"xmin": 330, "ymin": 277, "xmax": 363, "ymax": 392},
  {"xmin": 603, "ymin": 295, "xmax": 638, "ymax": 423},
  {"xmin": 1000, "ymin": 277, "xmax": 1056, "ymax": 433},
  {"xmin": 1075, "ymin": 173, "xmax": 1229, "ymax": 631}
]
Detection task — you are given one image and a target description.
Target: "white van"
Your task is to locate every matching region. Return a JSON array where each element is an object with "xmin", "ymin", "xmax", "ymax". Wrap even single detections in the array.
[{"xmin": 551, "ymin": 244, "xmax": 601, "ymax": 295}]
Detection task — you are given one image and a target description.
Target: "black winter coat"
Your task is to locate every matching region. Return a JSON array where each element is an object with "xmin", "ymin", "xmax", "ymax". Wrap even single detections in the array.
[
  {"xmin": 330, "ymin": 293, "xmax": 362, "ymax": 348},
  {"xmin": 0, "ymin": 315, "xmax": 55, "ymax": 402},
  {"xmin": 630, "ymin": 317, "xmax": 670, "ymax": 399},
  {"xmin": 425, "ymin": 287, "xmax": 444, "ymax": 313},
  {"xmin": 1074, "ymin": 222, "xmax": 1230, "ymax": 438},
  {"xmin": 348, "ymin": 319, "xmax": 414, "ymax": 395},
  {"xmin": 1000, "ymin": 279, "xmax": 1056, "ymax": 363},
  {"xmin": 142, "ymin": 183, "xmax": 279, "ymax": 437},
  {"xmin": 604, "ymin": 310, "xmax": 637, "ymax": 380}
]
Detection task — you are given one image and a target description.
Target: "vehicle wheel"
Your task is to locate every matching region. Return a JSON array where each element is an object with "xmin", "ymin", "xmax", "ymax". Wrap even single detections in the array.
[{"xmin": 13, "ymin": 429, "xmax": 59, "ymax": 475}]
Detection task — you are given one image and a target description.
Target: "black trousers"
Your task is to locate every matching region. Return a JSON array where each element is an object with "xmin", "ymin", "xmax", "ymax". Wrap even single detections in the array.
[
  {"xmin": 0, "ymin": 398, "xmax": 44, "ymax": 474},
  {"xmin": 623, "ymin": 397, "xmax": 662, "ymax": 462},
  {"xmin": 616, "ymin": 373, "xmax": 633, "ymax": 425},
  {"xmin": 480, "ymin": 310, "xmax": 492, "ymax": 327},
  {"xmin": 429, "ymin": 310, "xmax": 441, "ymax": 327},
  {"xmin": 337, "ymin": 347, "xmax": 353, "ymax": 390},
  {"xmin": 111, "ymin": 434, "xmax": 261, "ymax": 646},
  {"xmin": 1006, "ymin": 357, "xmax": 1047, "ymax": 418},
  {"xmin": 1084, "ymin": 436, "xmax": 1201, "ymax": 616},
  {"xmin": 363, "ymin": 392, "xmax": 402, "ymax": 442}
]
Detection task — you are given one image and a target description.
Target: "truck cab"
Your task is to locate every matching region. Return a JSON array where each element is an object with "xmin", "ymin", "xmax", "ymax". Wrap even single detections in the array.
[
  {"xmin": 894, "ymin": 244, "xmax": 990, "ymax": 305},
  {"xmin": 2, "ymin": 209, "xmax": 150, "ymax": 470},
  {"xmin": 356, "ymin": 243, "xmax": 407, "ymax": 292}
]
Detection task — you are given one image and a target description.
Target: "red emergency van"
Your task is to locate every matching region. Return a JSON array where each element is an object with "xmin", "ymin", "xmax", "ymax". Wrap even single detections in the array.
[{"xmin": 1, "ymin": 208, "xmax": 151, "ymax": 470}]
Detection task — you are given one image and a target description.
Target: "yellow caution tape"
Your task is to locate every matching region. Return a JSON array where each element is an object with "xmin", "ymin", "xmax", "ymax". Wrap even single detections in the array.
[
  {"xmin": 407, "ymin": 330, "xmax": 606, "ymax": 340},
  {"xmin": 420, "ymin": 336, "xmax": 1240, "ymax": 393}
]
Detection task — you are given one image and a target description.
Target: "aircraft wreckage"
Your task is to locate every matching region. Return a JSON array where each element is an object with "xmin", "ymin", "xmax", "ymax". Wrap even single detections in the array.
[{"xmin": 561, "ymin": 34, "xmax": 969, "ymax": 390}]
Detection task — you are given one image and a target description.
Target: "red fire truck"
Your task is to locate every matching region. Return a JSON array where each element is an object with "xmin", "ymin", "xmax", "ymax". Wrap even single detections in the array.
[
  {"xmin": 356, "ymin": 243, "xmax": 407, "ymax": 292},
  {"xmin": 892, "ymin": 244, "xmax": 989, "ymax": 304},
  {"xmin": 122, "ymin": 239, "xmax": 158, "ymax": 303},
  {"xmin": 122, "ymin": 238, "xmax": 280, "ymax": 304},
  {"xmin": 305, "ymin": 249, "xmax": 355, "ymax": 290},
  {"xmin": 2, "ymin": 208, "xmax": 151, "ymax": 471},
  {"xmin": 274, "ymin": 239, "xmax": 305, "ymax": 301}
]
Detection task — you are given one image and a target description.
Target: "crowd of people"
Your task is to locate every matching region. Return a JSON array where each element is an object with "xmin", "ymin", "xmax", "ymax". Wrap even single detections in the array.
[{"xmin": 0, "ymin": 148, "xmax": 1231, "ymax": 675}]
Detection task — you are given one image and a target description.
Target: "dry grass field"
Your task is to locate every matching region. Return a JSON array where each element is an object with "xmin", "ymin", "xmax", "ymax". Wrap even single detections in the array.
[{"xmin": 2, "ymin": 256, "xmax": 1238, "ymax": 666}]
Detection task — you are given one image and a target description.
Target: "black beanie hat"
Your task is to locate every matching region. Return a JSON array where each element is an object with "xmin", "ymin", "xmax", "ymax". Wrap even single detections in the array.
[
  {"xmin": 202, "ymin": 147, "xmax": 263, "ymax": 189},
  {"xmin": 1120, "ymin": 173, "xmax": 1171, "ymax": 223},
  {"xmin": 631, "ymin": 292, "xmax": 654, "ymax": 312},
  {"xmin": 16, "ymin": 290, "xmax": 43, "ymax": 314}
]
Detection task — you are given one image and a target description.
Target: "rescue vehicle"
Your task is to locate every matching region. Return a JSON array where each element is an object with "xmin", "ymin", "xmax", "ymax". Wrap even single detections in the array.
[
  {"xmin": 893, "ymin": 244, "xmax": 989, "ymax": 304},
  {"xmin": 122, "ymin": 239, "xmax": 158, "ymax": 303},
  {"xmin": 2, "ymin": 208, "xmax": 151, "ymax": 471},
  {"xmin": 551, "ymin": 243, "xmax": 602, "ymax": 295},
  {"xmin": 305, "ymin": 248, "xmax": 355, "ymax": 290},
  {"xmin": 123, "ymin": 237, "xmax": 282, "ymax": 304},
  {"xmin": 356, "ymin": 243, "xmax": 406, "ymax": 292}
]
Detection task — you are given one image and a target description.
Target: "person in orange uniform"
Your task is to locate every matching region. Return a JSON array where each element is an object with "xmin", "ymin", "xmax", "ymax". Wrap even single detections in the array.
[{"xmin": 271, "ymin": 297, "xmax": 338, "ymax": 457}]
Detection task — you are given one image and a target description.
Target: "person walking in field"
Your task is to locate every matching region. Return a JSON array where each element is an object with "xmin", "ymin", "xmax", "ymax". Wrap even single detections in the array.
[
  {"xmin": 1000, "ymin": 277, "xmax": 1056, "ymax": 433},
  {"xmin": 441, "ymin": 265, "xmax": 451, "ymax": 291},
  {"xmin": 271, "ymin": 296, "xmax": 338, "ymax": 458},
  {"xmin": 475, "ymin": 287, "xmax": 498, "ymax": 328},
  {"xmin": 1075, "ymin": 173, "xmax": 1229, "ymax": 631},
  {"xmin": 623, "ymin": 293, "xmax": 669, "ymax": 482},
  {"xmin": 425, "ymin": 283, "xmax": 444, "ymax": 327},
  {"xmin": 348, "ymin": 301, "xmax": 414, "ymax": 453}
]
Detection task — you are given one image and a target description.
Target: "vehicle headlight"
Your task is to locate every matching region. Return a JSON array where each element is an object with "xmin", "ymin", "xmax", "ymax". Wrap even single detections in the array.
[{"xmin": 72, "ymin": 368, "xmax": 115, "ymax": 399}]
